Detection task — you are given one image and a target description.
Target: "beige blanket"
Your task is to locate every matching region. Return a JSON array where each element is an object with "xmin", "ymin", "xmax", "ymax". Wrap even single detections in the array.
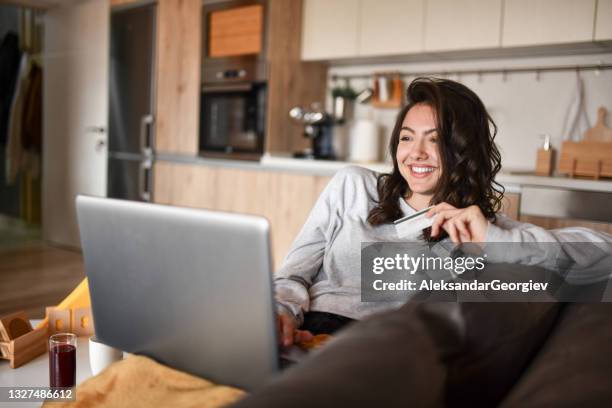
[{"xmin": 44, "ymin": 355, "xmax": 245, "ymax": 408}]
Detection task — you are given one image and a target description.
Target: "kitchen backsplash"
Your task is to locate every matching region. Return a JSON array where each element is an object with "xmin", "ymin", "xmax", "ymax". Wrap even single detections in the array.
[{"xmin": 327, "ymin": 53, "xmax": 612, "ymax": 171}]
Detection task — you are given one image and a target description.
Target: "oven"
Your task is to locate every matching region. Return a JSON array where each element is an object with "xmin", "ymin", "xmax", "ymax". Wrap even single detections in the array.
[
  {"xmin": 199, "ymin": 0, "xmax": 268, "ymax": 160},
  {"xmin": 200, "ymin": 79, "xmax": 266, "ymax": 160}
]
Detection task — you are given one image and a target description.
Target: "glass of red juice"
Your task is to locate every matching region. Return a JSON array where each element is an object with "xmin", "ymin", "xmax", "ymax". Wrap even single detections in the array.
[{"xmin": 49, "ymin": 333, "xmax": 77, "ymax": 388}]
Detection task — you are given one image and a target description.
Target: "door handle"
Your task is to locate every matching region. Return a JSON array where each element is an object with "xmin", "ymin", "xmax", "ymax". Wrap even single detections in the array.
[
  {"xmin": 139, "ymin": 115, "xmax": 155, "ymax": 156},
  {"xmin": 138, "ymin": 158, "xmax": 153, "ymax": 202},
  {"xmin": 86, "ymin": 126, "xmax": 106, "ymax": 133},
  {"xmin": 95, "ymin": 139, "xmax": 106, "ymax": 152}
]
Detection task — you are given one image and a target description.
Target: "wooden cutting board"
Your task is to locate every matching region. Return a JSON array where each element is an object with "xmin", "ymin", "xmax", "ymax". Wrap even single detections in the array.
[
  {"xmin": 584, "ymin": 106, "xmax": 612, "ymax": 142},
  {"xmin": 558, "ymin": 140, "xmax": 612, "ymax": 179}
]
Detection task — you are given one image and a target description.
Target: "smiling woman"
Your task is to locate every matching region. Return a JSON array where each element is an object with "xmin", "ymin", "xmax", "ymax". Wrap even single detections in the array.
[
  {"xmin": 368, "ymin": 77, "xmax": 503, "ymax": 242},
  {"xmin": 273, "ymin": 77, "xmax": 612, "ymax": 348}
]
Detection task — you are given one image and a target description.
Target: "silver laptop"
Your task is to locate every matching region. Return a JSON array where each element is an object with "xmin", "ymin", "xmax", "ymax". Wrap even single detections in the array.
[{"xmin": 76, "ymin": 195, "xmax": 280, "ymax": 390}]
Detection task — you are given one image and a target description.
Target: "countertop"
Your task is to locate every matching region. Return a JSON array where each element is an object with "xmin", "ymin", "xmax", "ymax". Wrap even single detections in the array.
[{"xmin": 155, "ymin": 153, "xmax": 612, "ymax": 194}]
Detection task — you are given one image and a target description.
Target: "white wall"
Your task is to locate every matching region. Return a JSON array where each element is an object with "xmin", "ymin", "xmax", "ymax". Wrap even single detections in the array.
[{"xmin": 328, "ymin": 53, "xmax": 612, "ymax": 171}]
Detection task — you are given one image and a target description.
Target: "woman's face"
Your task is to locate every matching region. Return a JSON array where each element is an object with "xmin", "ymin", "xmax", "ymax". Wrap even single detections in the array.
[{"xmin": 396, "ymin": 103, "xmax": 442, "ymax": 201}]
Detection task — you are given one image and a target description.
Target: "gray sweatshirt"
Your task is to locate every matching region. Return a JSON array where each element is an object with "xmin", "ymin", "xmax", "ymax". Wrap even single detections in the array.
[{"xmin": 274, "ymin": 166, "xmax": 612, "ymax": 326}]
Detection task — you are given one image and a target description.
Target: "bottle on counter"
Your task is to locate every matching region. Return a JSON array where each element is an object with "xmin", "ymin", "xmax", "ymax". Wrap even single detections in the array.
[{"xmin": 535, "ymin": 134, "xmax": 555, "ymax": 177}]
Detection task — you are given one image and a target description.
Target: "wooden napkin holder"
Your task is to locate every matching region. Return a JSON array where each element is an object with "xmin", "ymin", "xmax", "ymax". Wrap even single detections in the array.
[
  {"xmin": 45, "ymin": 306, "xmax": 94, "ymax": 337},
  {"xmin": 0, "ymin": 311, "xmax": 47, "ymax": 369}
]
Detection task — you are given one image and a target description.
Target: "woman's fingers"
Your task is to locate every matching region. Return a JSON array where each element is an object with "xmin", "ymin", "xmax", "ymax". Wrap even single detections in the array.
[
  {"xmin": 278, "ymin": 314, "xmax": 316, "ymax": 346},
  {"xmin": 444, "ymin": 218, "xmax": 460, "ymax": 243},
  {"xmin": 430, "ymin": 209, "xmax": 461, "ymax": 237},
  {"xmin": 431, "ymin": 212, "xmax": 472, "ymax": 243},
  {"xmin": 454, "ymin": 216, "xmax": 472, "ymax": 242},
  {"xmin": 279, "ymin": 314, "xmax": 295, "ymax": 346},
  {"xmin": 294, "ymin": 329, "xmax": 314, "ymax": 343},
  {"xmin": 429, "ymin": 205, "xmax": 488, "ymax": 243},
  {"xmin": 426, "ymin": 202, "xmax": 456, "ymax": 218}
]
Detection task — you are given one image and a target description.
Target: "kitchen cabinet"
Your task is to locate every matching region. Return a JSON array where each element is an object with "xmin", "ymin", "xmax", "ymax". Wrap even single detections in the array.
[
  {"xmin": 519, "ymin": 215, "xmax": 612, "ymax": 234},
  {"xmin": 153, "ymin": 162, "xmax": 331, "ymax": 269},
  {"xmin": 110, "ymin": 0, "xmax": 139, "ymax": 6},
  {"xmin": 424, "ymin": 0, "xmax": 502, "ymax": 51},
  {"xmin": 359, "ymin": 0, "xmax": 424, "ymax": 57},
  {"xmin": 595, "ymin": 0, "xmax": 612, "ymax": 41},
  {"xmin": 266, "ymin": 0, "xmax": 328, "ymax": 154},
  {"xmin": 301, "ymin": 0, "xmax": 606, "ymax": 61},
  {"xmin": 109, "ymin": 0, "xmax": 200, "ymax": 156},
  {"xmin": 502, "ymin": 0, "xmax": 596, "ymax": 47},
  {"xmin": 301, "ymin": 0, "xmax": 360, "ymax": 60},
  {"xmin": 518, "ymin": 186, "xmax": 612, "ymax": 233},
  {"xmin": 208, "ymin": 4, "xmax": 263, "ymax": 57},
  {"xmin": 500, "ymin": 192, "xmax": 520, "ymax": 220},
  {"xmin": 154, "ymin": 0, "xmax": 201, "ymax": 155}
]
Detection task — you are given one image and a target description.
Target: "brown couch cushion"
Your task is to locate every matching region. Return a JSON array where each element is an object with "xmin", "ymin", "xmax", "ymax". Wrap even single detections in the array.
[
  {"xmin": 232, "ymin": 301, "xmax": 560, "ymax": 408},
  {"xmin": 442, "ymin": 303, "xmax": 560, "ymax": 407},
  {"xmin": 233, "ymin": 303, "xmax": 448, "ymax": 408},
  {"xmin": 500, "ymin": 303, "xmax": 612, "ymax": 407}
]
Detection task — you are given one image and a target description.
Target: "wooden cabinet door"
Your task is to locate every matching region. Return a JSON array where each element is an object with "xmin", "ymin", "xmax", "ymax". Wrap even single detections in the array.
[
  {"xmin": 208, "ymin": 4, "xmax": 263, "ymax": 57},
  {"xmin": 502, "ymin": 0, "xmax": 596, "ymax": 47},
  {"xmin": 424, "ymin": 0, "xmax": 502, "ymax": 51},
  {"xmin": 154, "ymin": 0, "xmax": 201, "ymax": 155},
  {"xmin": 595, "ymin": 0, "xmax": 612, "ymax": 41},
  {"xmin": 359, "ymin": 0, "xmax": 424, "ymax": 57},
  {"xmin": 301, "ymin": 0, "xmax": 360, "ymax": 60}
]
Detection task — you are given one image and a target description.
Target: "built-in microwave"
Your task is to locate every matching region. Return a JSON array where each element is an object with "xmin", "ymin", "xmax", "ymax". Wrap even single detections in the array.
[{"xmin": 199, "ymin": 0, "xmax": 268, "ymax": 160}]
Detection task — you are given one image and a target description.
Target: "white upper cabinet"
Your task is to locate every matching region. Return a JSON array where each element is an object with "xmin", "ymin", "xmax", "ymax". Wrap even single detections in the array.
[
  {"xmin": 359, "ymin": 0, "xmax": 424, "ymax": 57},
  {"xmin": 502, "ymin": 0, "xmax": 596, "ymax": 46},
  {"xmin": 301, "ymin": 0, "xmax": 360, "ymax": 60},
  {"xmin": 301, "ymin": 0, "xmax": 606, "ymax": 60},
  {"xmin": 595, "ymin": 0, "xmax": 612, "ymax": 40},
  {"xmin": 424, "ymin": 0, "xmax": 502, "ymax": 51}
]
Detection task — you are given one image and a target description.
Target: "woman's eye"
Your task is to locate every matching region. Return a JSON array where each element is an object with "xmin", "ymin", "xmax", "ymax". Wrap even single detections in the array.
[
  {"xmin": 399, "ymin": 135, "xmax": 412, "ymax": 142},
  {"xmin": 429, "ymin": 137, "xmax": 438, "ymax": 143}
]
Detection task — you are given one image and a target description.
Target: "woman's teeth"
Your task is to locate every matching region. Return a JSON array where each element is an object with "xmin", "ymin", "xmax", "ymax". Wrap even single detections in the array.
[{"xmin": 411, "ymin": 166, "xmax": 434, "ymax": 173}]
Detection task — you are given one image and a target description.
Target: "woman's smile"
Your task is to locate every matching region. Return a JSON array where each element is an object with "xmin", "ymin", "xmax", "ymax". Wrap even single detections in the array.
[{"xmin": 407, "ymin": 164, "xmax": 438, "ymax": 177}]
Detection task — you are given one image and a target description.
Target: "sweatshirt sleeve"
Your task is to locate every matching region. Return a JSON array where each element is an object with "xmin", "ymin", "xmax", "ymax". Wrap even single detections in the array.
[
  {"xmin": 274, "ymin": 168, "xmax": 350, "ymax": 327},
  {"xmin": 485, "ymin": 214, "xmax": 612, "ymax": 283}
]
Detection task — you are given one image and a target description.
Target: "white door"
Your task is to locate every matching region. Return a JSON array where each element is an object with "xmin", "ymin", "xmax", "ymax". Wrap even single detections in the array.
[{"xmin": 43, "ymin": 0, "xmax": 109, "ymax": 248}]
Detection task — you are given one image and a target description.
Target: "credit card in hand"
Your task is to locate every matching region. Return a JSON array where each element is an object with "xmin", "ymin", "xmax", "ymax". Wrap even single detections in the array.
[{"xmin": 394, "ymin": 205, "xmax": 435, "ymax": 238}]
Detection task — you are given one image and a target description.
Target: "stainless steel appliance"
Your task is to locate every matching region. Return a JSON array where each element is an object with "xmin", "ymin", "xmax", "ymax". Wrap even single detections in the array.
[
  {"xmin": 289, "ymin": 105, "xmax": 336, "ymax": 160},
  {"xmin": 199, "ymin": 0, "xmax": 267, "ymax": 160},
  {"xmin": 200, "ymin": 79, "xmax": 267, "ymax": 160},
  {"xmin": 107, "ymin": 3, "xmax": 156, "ymax": 201}
]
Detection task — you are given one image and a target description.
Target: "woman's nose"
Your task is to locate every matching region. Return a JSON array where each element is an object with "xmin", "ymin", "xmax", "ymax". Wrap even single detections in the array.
[{"xmin": 408, "ymin": 141, "xmax": 428, "ymax": 160}]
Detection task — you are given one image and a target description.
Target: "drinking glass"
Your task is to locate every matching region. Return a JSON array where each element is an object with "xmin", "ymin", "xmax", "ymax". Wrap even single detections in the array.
[{"xmin": 49, "ymin": 333, "xmax": 77, "ymax": 388}]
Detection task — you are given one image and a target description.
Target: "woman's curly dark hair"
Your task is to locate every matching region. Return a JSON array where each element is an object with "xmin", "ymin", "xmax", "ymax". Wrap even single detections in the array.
[{"xmin": 367, "ymin": 77, "xmax": 504, "ymax": 240}]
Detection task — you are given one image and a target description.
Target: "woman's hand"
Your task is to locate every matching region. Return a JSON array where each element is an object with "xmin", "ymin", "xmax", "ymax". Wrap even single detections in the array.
[
  {"xmin": 426, "ymin": 203, "xmax": 489, "ymax": 244},
  {"xmin": 277, "ymin": 312, "xmax": 313, "ymax": 347}
]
